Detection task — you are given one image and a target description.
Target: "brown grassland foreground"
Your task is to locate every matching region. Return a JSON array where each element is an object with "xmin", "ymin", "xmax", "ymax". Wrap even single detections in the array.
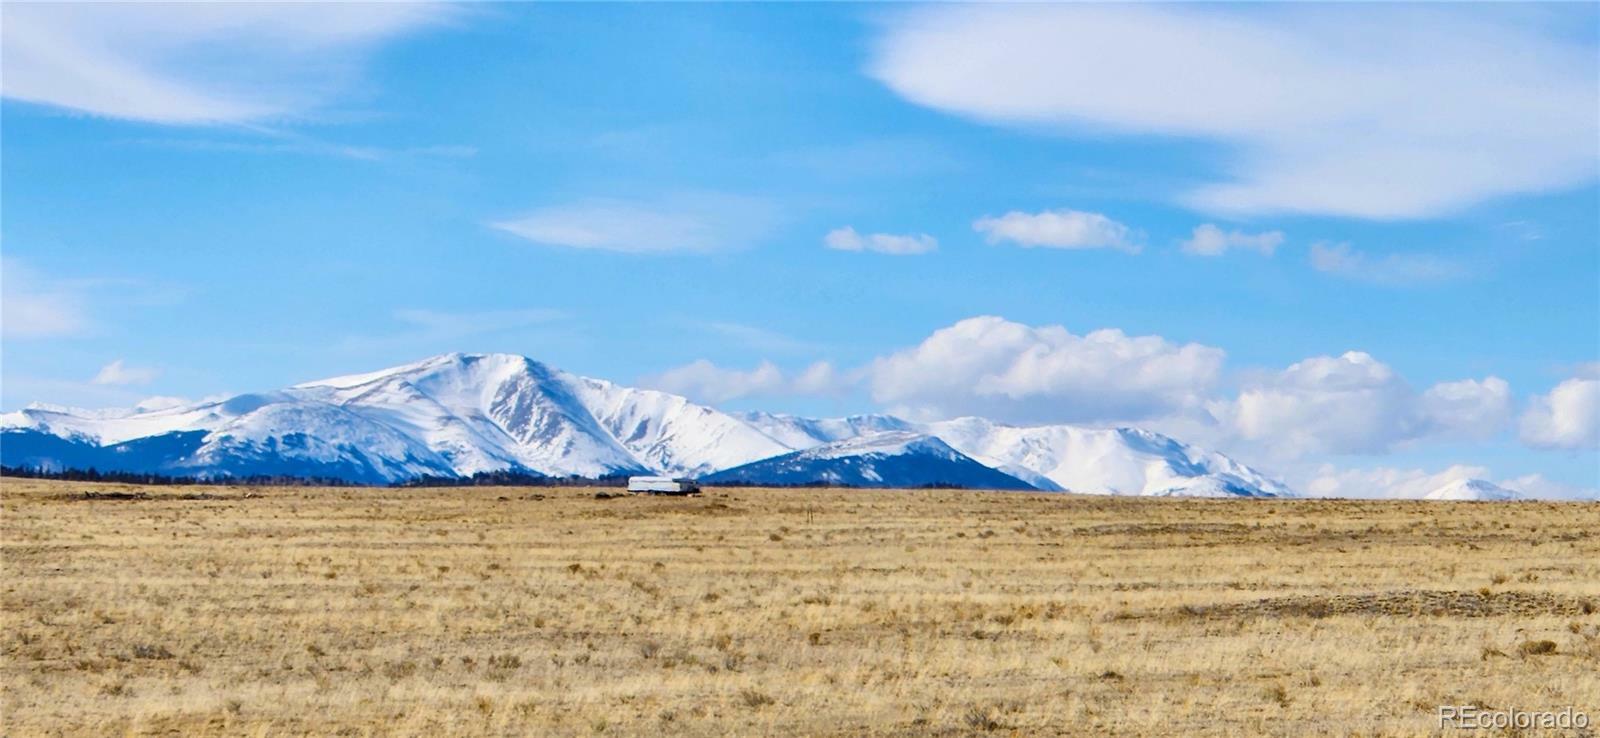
[{"xmin": 2, "ymin": 477, "xmax": 1598, "ymax": 736}]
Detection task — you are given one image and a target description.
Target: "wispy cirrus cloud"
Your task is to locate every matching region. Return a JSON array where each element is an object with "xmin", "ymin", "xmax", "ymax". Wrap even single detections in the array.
[
  {"xmin": 1309, "ymin": 242, "xmax": 1468, "ymax": 285},
  {"xmin": 870, "ymin": 4, "xmax": 1598, "ymax": 218},
  {"xmin": 490, "ymin": 194, "xmax": 778, "ymax": 254},
  {"xmin": 1180, "ymin": 224, "xmax": 1284, "ymax": 257},
  {"xmin": 91, "ymin": 359, "xmax": 161, "ymax": 386},
  {"xmin": 122, "ymin": 135, "xmax": 478, "ymax": 163},
  {"xmin": 1, "ymin": 257, "xmax": 190, "ymax": 346},
  {"xmin": 1, "ymin": 2, "xmax": 455, "ymax": 125},
  {"xmin": 0, "ymin": 258, "xmax": 92, "ymax": 339}
]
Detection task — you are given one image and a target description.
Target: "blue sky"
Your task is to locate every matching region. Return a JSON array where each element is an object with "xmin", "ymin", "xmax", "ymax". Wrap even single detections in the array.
[{"xmin": 3, "ymin": 3, "xmax": 1597, "ymax": 497}]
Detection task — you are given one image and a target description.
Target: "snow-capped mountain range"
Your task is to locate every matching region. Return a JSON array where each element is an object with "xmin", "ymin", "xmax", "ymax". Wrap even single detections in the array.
[{"xmin": 0, "ymin": 352, "xmax": 1518, "ymax": 499}]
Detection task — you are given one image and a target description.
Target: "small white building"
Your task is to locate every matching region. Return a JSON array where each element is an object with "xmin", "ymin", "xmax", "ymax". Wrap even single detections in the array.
[{"xmin": 626, "ymin": 476, "xmax": 701, "ymax": 495}]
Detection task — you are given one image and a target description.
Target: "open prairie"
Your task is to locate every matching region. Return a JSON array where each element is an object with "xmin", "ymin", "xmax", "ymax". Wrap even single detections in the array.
[{"xmin": 3, "ymin": 478, "xmax": 1597, "ymax": 736}]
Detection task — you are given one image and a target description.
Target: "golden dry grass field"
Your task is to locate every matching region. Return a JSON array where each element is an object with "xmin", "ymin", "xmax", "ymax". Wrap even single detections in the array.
[{"xmin": 3, "ymin": 477, "xmax": 1598, "ymax": 736}]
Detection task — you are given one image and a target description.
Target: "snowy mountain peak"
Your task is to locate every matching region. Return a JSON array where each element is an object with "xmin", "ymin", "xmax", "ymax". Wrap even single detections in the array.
[{"xmin": 1423, "ymin": 478, "xmax": 1519, "ymax": 501}]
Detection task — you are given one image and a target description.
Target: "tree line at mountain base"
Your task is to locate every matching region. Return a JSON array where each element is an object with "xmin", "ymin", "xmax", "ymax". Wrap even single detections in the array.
[{"xmin": 0, "ymin": 466, "xmax": 628, "ymax": 488}]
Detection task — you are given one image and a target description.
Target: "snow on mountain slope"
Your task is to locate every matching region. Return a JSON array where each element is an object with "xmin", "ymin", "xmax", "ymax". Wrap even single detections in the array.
[
  {"xmin": 736, "ymin": 412, "xmax": 916, "ymax": 449},
  {"xmin": 1422, "ymin": 478, "xmax": 1520, "ymax": 501},
  {"xmin": 176, "ymin": 398, "xmax": 455, "ymax": 482},
  {"xmin": 922, "ymin": 417, "xmax": 1290, "ymax": 497},
  {"xmin": 572, "ymin": 379, "xmax": 791, "ymax": 476},
  {"xmin": 284, "ymin": 352, "xmax": 790, "ymax": 477},
  {"xmin": 703, "ymin": 431, "xmax": 1035, "ymax": 490},
  {"xmin": 4, "ymin": 396, "xmax": 239, "ymax": 445},
  {"xmin": 3, "ymin": 353, "xmax": 786, "ymax": 482},
  {"xmin": 294, "ymin": 353, "xmax": 647, "ymax": 477}
]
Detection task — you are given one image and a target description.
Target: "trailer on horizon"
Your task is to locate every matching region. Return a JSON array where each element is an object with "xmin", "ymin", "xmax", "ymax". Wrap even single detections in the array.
[{"xmin": 626, "ymin": 476, "xmax": 701, "ymax": 495}]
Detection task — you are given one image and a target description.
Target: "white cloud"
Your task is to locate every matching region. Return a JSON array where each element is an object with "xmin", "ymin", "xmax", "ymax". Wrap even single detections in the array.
[
  {"xmin": 791, "ymin": 362, "xmax": 844, "ymax": 396},
  {"xmin": 1303, "ymin": 464, "xmax": 1598, "ymax": 501},
  {"xmin": 823, "ymin": 226, "xmax": 937, "ymax": 255},
  {"xmin": 866, "ymin": 316, "xmax": 1222, "ymax": 423},
  {"xmin": 649, "ymin": 319, "xmax": 1512, "ymax": 454},
  {"xmin": 642, "ymin": 360, "xmax": 844, "ymax": 405},
  {"xmin": 1499, "ymin": 473, "xmax": 1599, "ymax": 502},
  {"xmin": 1, "ymin": 258, "xmax": 91, "ymax": 339},
  {"xmin": 1180, "ymin": 224, "xmax": 1284, "ymax": 257},
  {"xmin": 91, "ymin": 359, "xmax": 160, "ymax": 386},
  {"xmin": 0, "ymin": 3, "xmax": 453, "ymax": 125},
  {"xmin": 628, "ymin": 315, "xmax": 1589, "ymax": 496},
  {"xmin": 127, "ymin": 135, "xmax": 478, "ymax": 163},
  {"xmin": 973, "ymin": 209, "xmax": 1140, "ymax": 252},
  {"xmin": 1520, "ymin": 375, "xmax": 1599, "ymax": 449},
  {"xmin": 134, "ymin": 396, "xmax": 191, "ymax": 412},
  {"xmin": 1227, "ymin": 352, "xmax": 1511, "ymax": 456},
  {"xmin": 1309, "ymin": 242, "xmax": 1467, "ymax": 285},
  {"xmin": 490, "ymin": 195, "xmax": 775, "ymax": 254},
  {"xmin": 1303, "ymin": 463, "xmax": 1490, "ymax": 500},
  {"xmin": 870, "ymin": 5, "xmax": 1598, "ymax": 218}
]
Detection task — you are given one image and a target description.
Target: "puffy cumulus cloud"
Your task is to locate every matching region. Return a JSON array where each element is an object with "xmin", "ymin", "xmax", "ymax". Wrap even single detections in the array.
[
  {"xmin": 1180, "ymin": 224, "xmax": 1284, "ymax": 257},
  {"xmin": 1228, "ymin": 352, "xmax": 1511, "ymax": 456},
  {"xmin": 866, "ymin": 316, "xmax": 1223, "ymax": 423},
  {"xmin": 1, "ymin": 3, "xmax": 454, "ymax": 125},
  {"xmin": 823, "ymin": 226, "xmax": 937, "ymax": 255},
  {"xmin": 791, "ymin": 362, "xmax": 845, "ymax": 396},
  {"xmin": 1520, "ymin": 374, "xmax": 1599, "ymax": 449},
  {"xmin": 973, "ymin": 209, "xmax": 1140, "ymax": 252},
  {"xmin": 1309, "ymin": 242, "xmax": 1467, "ymax": 285},
  {"xmin": 870, "ymin": 4, "xmax": 1598, "ymax": 219},
  {"xmin": 642, "ymin": 360, "xmax": 845, "ymax": 405},
  {"xmin": 641, "ymin": 315, "xmax": 1540, "ymax": 472},
  {"xmin": 1420, "ymin": 377, "xmax": 1515, "ymax": 435},
  {"xmin": 91, "ymin": 359, "xmax": 160, "ymax": 386},
  {"xmin": 490, "ymin": 194, "xmax": 776, "ymax": 254}
]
